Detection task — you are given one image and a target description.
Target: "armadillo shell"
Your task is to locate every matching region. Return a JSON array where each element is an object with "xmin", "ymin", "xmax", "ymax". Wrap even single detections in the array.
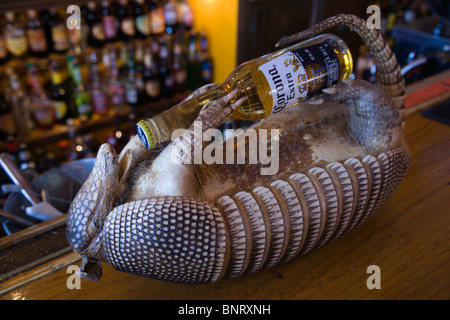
[{"xmin": 99, "ymin": 143, "xmax": 410, "ymax": 284}]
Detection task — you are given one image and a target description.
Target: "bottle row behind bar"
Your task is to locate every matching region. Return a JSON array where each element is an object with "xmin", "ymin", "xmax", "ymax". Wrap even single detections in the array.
[
  {"xmin": 0, "ymin": 26, "xmax": 214, "ymax": 140},
  {"xmin": 0, "ymin": 0, "xmax": 195, "ymax": 62}
]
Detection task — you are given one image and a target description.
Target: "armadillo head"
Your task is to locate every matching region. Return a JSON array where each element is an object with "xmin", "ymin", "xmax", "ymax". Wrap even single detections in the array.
[{"xmin": 66, "ymin": 143, "xmax": 123, "ymax": 280}]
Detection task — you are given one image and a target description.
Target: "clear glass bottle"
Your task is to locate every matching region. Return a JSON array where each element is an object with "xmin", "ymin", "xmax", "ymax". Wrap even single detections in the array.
[
  {"xmin": 88, "ymin": 51, "xmax": 110, "ymax": 115},
  {"xmin": 47, "ymin": 8, "xmax": 70, "ymax": 54},
  {"xmin": 7, "ymin": 69, "xmax": 33, "ymax": 136},
  {"xmin": 137, "ymin": 34, "xmax": 353, "ymax": 149},
  {"xmin": 49, "ymin": 57, "xmax": 73, "ymax": 124},
  {"xmin": 26, "ymin": 62, "xmax": 55, "ymax": 130},
  {"xmin": 67, "ymin": 55, "xmax": 93, "ymax": 121}
]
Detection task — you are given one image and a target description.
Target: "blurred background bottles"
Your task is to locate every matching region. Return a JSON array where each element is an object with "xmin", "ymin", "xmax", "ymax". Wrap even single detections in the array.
[{"xmin": 0, "ymin": 1, "xmax": 213, "ymax": 169}]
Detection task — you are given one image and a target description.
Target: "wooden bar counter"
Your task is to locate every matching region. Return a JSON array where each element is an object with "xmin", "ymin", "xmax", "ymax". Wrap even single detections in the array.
[{"xmin": 0, "ymin": 74, "xmax": 449, "ymax": 300}]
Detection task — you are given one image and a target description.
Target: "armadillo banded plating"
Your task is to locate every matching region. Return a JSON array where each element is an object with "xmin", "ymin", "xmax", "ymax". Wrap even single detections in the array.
[
  {"xmin": 102, "ymin": 198, "xmax": 229, "ymax": 283},
  {"xmin": 87, "ymin": 146, "xmax": 410, "ymax": 284}
]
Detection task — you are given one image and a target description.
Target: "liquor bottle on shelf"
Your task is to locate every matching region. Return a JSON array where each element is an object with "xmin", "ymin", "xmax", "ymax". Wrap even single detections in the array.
[
  {"xmin": 86, "ymin": 1, "xmax": 106, "ymax": 49},
  {"xmin": 25, "ymin": 9, "xmax": 48, "ymax": 58},
  {"xmin": 88, "ymin": 51, "xmax": 110, "ymax": 115},
  {"xmin": 172, "ymin": 37, "xmax": 187, "ymax": 93},
  {"xmin": 200, "ymin": 30, "xmax": 213, "ymax": 85},
  {"xmin": 67, "ymin": 118, "xmax": 85, "ymax": 161},
  {"xmin": 164, "ymin": 0, "xmax": 178, "ymax": 35},
  {"xmin": 26, "ymin": 62, "xmax": 55, "ymax": 130},
  {"xmin": 46, "ymin": 8, "xmax": 70, "ymax": 54},
  {"xmin": 123, "ymin": 43, "xmax": 141, "ymax": 107},
  {"xmin": 108, "ymin": 63, "xmax": 127, "ymax": 114},
  {"xmin": 7, "ymin": 68, "xmax": 33, "ymax": 136},
  {"xmin": 49, "ymin": 57, "xmax": 74, "ymax": 124},
  {"xmin": 67, "ymin": 54, "xmax": 93, "ymax": 121},
  {"xmin": 117, "ymin": 0, "xmax": 135, "ymax": 42},
  {"xmin": 159, "ymin": 37, "xmax": 174, "ymax": 98},
  {"xmin": 143, "ymin": 46, "xmax": 161, "ymax": 101},
  {"xmin": 177, "ymin": 0, "xmax": 194, "ymax": 30},
  {"xmin": 101, "ymin": 0, "xmax": 118, "ymax": 44},
  {"xmin": 137, "ymin": 34, "xmax": 354, "ymax": 149},
  {"xmin": 3, "ymin": 11, "xmax": 29, "ymax": 59},
  {"xmin": 134, "ymin": 0, "xmax": 151, "ymax": 39},
  {"xmin": 150, "ymin": 0, "xmax": 166, "ymax": 36}
]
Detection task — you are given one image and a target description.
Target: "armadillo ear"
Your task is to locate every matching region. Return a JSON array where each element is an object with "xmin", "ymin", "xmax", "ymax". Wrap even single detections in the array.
[{"xmin": 118, "ymin": 149, "xmax": 133, "ymax": 183}]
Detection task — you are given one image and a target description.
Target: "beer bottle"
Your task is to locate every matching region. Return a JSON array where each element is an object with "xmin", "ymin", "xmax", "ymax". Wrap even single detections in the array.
[
  {"xmin": 137, "ymin": 34, "xmax": 353, "ymax": 149},
  {"xmin": 117, "ymin": 0, "xmax": 135, "ymax": 42},
  {"xmin": 25, "ymin": 9, "xmax": 48, "ymax": 58},
  {"xmin": 134, "ymin": 0, "xmax": 151, "ymax": 39},
  {"xmin": 159, "ymin": 37, "xmax": 174, "ymax": 98},
  {"xmin": 47, "ymin": 8, "xmax": 70, "ymax": 54},
  {"xmin": 49, "ymin": 57, "xmax": 74, "ymax": 124},
  {"xmin": 26, "ymin": 62, "xmax": 55, "ymax": 130},
  {"xmin": 101, "ymin": 0, "xmax": 118, "ymax": 43},
  {"xmin": 143, "ymin": 46, "xmax": 161, "ymax": 101},
  {"xmin": 86, "ymin": 1, "xmax": 105, "ymax": 48},
  {"xmin": 88, "ymin": 51, "xmax": 110, "ymax": 115},
  {"xmin": 67, "ymin": 55, "xmax": 93, "ymax": 121},
  {"xmin": 150, "ymin": 0, "xmax": 165, "ymax": 36}
]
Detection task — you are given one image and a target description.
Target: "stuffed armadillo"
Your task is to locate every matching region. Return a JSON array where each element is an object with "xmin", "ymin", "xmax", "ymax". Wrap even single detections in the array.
[{"xmin": 66, "ymin": 14, "xmax": 411, "ymax": 283}]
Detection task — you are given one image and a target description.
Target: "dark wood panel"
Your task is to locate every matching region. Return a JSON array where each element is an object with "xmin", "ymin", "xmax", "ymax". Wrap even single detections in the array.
[{"xmin": 237, "ymin": 0, "xmax": 372, "ymax": 65}]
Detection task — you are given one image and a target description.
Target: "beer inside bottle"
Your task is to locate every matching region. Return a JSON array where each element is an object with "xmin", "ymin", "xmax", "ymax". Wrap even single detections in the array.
[{"xmin": 137, "ymin": 34, "xmax": 353, "ymax": 149}]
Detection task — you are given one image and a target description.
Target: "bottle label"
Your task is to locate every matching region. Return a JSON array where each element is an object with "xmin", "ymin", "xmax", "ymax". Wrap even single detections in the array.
[
  {"xmin": 145, "ymin": 79, "xmax": 161, "ymax": 98},
  {"xmin": 177, "ymin": 3, "xmax": 194, "ymax": 27},
  {"xmin": 103, "ymin": 16, "xmax": 118, "ymax": 39},
  {"xmin": 51, "ymin": 24, "xmax": 69, "ymax": 51},
  {"xmin": 259, "ymin": 51, "xmax": 307, "ymax": 114},
  {"xmin": 165, "ymin": 8, "xmax": 177, "ymax": 26},
  {"xmin": 125, "ymin": 83, "xmax": 138, "ymax": 104},
  {"xmin": 294, "ymin": 42, "xmax": 341, "ymax": 91},
  {"xmin": 52, "ymin": 100, "xmax": 68, "ymax": 120},
  {"xmin": 175, "ymin": 69, "xmax": 187, "ymax": 84},
  {"xmin": 75, "ymin": 92, "xmax": 92, "ymax": 115},
  {"xmin": 110, "ymin": 83, "xmax": 125, "ymax": 105},
  {"xmin": 259, "ymin": 42, "xmax": 340, "ymax": 114},
  {"xmin": 151, "ymin": 8, "xmax": 165, "ymax": 34},
  {"xmin": 92, "ymin": 91, "xmax": 109, "ymax": 114},
  {"xmin": 33, "ymin": 101, "xmax": 55, "ymax": 126},
  {"xmin": 27, "ymin": 29, "xmax": 48, "ymax": 53},
  {"xmin": 135, "ymin": 15, "xmax": 151, "ymax": 35},
  {"xmin": 5, "ymin": 31, "xmax": 28, "ymax": 56},
  {"xmin": 92, "ymin": 23, "xmax": 106, "ymax": 41},
  {"xmin": 121, "ymin": 17, "xmax": 136, "ymax": 37}
]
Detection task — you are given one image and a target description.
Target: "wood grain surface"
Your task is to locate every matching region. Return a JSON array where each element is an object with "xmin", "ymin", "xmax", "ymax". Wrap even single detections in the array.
[{"xmin": 1, "ymin": 109, "xmax": 449, "ymax": 300}]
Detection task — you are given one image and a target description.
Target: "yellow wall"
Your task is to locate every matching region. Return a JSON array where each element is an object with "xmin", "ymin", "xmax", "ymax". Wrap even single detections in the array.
[{"xmin": 188, "ymin": 0, "xmax": 239, "ymax": 83}]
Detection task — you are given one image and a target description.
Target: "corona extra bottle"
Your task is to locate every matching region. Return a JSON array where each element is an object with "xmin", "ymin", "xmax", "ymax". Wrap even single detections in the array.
[{"xmin": 137, "ymin": 34, "xmax": 353, "ymax": 149}]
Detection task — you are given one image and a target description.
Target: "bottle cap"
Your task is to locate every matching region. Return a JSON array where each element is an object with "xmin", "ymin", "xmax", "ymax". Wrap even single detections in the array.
[{"xmin": 136, "ymin": 120, "xmax": 155, "ymax": 149}]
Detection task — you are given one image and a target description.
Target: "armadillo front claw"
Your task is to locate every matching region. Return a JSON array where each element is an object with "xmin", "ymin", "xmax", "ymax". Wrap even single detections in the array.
[
  {"xmin": 79, "ymin": 255, "xmax": 103, "ymax": 281},
  {"xmin": 194, "ymin": 89, "xmax": 247, "ymax": 132}
]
